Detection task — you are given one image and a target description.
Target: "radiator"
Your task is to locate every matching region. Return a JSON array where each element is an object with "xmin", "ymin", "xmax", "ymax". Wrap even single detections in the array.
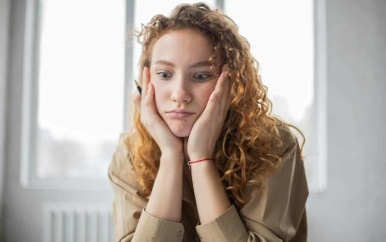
[{"xmin": 42, "ymin": 202, "xmax": 113, "ymax": 242}]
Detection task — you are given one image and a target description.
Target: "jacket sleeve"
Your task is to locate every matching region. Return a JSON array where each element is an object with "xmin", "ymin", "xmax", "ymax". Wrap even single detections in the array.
[
  {"xmin": 108, "ymin": 143, "xmax": 184, "ymax": 242},
  {"xmin": 195, "ymin": 128, "xmax": 309, "ymax": 242}
]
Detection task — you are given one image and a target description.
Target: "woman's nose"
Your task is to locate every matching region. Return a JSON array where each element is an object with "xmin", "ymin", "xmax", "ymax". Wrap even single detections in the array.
[{"xmin": 170, "ymin": 80, "xmax": 192, "ymax": 104}]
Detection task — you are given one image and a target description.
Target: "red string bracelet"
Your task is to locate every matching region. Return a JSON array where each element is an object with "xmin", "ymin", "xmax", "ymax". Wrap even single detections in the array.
[{"xmin": 187, "ymin": 158, "xmax": 214, "ymax": 169}]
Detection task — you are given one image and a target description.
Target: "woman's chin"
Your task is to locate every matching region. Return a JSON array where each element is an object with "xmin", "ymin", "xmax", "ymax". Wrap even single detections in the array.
[
  {"xmin": 170, "ymin": 126, "xmax": 192, "ymax": 138},
  {"xmin": 164, "ymin": 119, "xmax": 194, "ymax": 138},
  {"xmin": 171, "ymin": 130, "xmax": 191, "ymax": 138}
]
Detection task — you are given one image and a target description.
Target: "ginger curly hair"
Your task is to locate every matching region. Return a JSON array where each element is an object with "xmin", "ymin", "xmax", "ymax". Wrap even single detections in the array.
[{"xmin": 124, "ymin": 2, "xmax": 300, "ymax": 207}]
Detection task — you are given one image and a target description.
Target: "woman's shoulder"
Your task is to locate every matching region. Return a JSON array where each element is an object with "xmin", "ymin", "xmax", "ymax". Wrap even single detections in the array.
[
  {"xmin": 274, "ymin": 121, "xmax": 302, "ymax": 158},
  {"xmin": 242, "ymin": 122, "xmax": 308, "ymax": 241},
  {"xmin": 110, "ymin": 134, "xmax": 130, "ymax": 165},
  {"xmin": 108, "ymin": 133, "xmax": 147, "ymax": 199},
  {"xmin": 108, "ymin": 132, "xmax": 137, "ymax": 182}
]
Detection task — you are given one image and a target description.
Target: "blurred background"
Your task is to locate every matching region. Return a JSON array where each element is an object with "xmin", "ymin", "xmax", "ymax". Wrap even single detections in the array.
[{"xmin": 0, "ymin": 0, "xmax": 385, "ymax": 241}]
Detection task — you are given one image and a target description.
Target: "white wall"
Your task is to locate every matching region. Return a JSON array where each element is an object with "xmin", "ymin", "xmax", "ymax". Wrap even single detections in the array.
[
  {"xmin": 308, "ymin": 0, "xmax": 386, "ymax": 241},
  {"xmin": 0, "ymin": 0, "xmax": 10, "ymax": 240}
]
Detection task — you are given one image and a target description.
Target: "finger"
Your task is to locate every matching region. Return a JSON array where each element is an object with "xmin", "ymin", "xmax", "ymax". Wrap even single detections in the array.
[
  {"xmin": 144, "ymin": 81, "xmax": 154, "ymax": 107},
  {"xmin": 140, "ymin": 81, "xmax": 154, "ymax": 125},
  {"xmin": 142, "ymin": 82, "xmax": 160, "ymax": 123},
  {"xmin": 215, "ymin": 64, "xmax": 230, "ymax": 112},
  {"xmin": 141, "ymin": 67, "xmax": 150, "ymax": 103},
  {"xmin": 140, "ymin": 67, "xmax": 159, "ymax": 126},
  {"xmin": 214, "ymin": 64, "xmax": 229, "ymax": 93},
  {"xmin": 222, "ymin": 64, "xmax": 231, "ymax": 110},
  {"xmin": 204, "ymin": 65, "xmax": 228, "ymax": 111}
]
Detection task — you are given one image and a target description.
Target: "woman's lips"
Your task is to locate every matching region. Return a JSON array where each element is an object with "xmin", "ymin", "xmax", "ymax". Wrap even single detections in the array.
[{"xmin": 166, "ymin": 111, "xmax": 195, "ymax": 119}]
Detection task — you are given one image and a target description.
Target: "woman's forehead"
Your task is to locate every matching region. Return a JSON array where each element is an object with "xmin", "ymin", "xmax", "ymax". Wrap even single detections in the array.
[{"xmin": 150, "ymin": 29, "xmax": 215, "ymax": 65}]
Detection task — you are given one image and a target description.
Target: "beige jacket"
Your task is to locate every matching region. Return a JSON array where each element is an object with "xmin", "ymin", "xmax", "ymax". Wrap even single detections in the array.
[{"xmin": 108, "ymin": 129, "xmax": 308, "ymax": 242}]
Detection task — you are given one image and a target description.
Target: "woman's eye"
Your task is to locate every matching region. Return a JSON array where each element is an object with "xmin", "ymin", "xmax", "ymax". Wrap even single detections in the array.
[
  {"xmin": 157, "ymin": 72, "xmax": 172, "ymax": 79},
  {"xmin": 193, "ymin": 73, "xmax": 211, "ymax": 81}
]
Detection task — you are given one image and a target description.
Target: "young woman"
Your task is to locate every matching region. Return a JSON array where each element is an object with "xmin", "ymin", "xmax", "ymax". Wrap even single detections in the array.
[{"xmin": 109, "ymin": 3, "xmax": 308, "ymax": 242}]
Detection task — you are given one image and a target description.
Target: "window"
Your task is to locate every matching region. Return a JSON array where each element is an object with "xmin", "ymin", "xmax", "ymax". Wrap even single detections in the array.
[
  {"xmin": 224, "ymin": 0, "xmax": 326, "ymax": 192},
  {"xmin": 23, "ymin": 0, "xmax": 125, "ymax": 187}
]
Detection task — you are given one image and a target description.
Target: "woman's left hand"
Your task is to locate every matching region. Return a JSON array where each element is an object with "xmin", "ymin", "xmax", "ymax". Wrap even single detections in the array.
[{"xmin": 187, "ymin": 64, "xmax": 231, "ymax": 159}]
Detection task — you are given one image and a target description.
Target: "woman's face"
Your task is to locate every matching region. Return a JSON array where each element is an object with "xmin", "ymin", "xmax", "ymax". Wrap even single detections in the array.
[{"xmin": 149, "ymin": 29, "xmax": 218, "ymax": 137}]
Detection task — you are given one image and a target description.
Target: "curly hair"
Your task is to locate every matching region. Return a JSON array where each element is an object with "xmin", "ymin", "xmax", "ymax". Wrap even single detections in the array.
[{"xmin": 125, "ymin": 2, "xmax": 300, "ymax": 207}]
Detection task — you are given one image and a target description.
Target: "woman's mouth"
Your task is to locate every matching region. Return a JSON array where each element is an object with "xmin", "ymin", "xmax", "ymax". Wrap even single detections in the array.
[{"xmin": 166, "ymin": 110, "xmax": 195, "ymax": 119}]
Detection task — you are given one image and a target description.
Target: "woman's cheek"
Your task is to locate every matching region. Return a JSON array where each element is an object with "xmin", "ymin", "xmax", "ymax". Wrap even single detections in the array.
[
  {"xmin": 152, "ymin": 83, "xmax": 167, "ymax": 113},
  {"xmin": 203, "ymin": 84, "xmax": 216, "ymax": 103}
]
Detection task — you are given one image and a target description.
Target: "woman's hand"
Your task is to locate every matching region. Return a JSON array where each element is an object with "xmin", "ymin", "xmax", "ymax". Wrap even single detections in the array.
[
  {"xmin": 187, "ymin": 64, "xmax": 231, "ymax": 159},
  {"xmin": 136, "ymin": 67, "xmax": 183, "ymax": 156}
]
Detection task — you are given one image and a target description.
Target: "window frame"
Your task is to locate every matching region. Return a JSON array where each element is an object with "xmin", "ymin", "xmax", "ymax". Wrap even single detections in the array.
[{"xmin": 312, "ymin": 0, "xmax": 328, "ymax": 192}]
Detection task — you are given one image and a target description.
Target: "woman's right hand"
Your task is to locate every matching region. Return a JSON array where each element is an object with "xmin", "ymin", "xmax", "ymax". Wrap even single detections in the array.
[{"xmin": 136, "ymin": 67, "xmax": 183, "ymax": 156}]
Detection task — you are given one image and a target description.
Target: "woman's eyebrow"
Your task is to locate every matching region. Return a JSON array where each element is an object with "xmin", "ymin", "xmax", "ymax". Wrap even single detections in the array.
[
  {"xmin": 153, "ymin": 60, "xmax": 175, "ymax": 67},
  {"xmin": 153, "ymin": 60, "xmax": 213, "ymax": 68},
  {"xmin": 190, "ymin": 61, "xmax": 213, "ymax": 68}
]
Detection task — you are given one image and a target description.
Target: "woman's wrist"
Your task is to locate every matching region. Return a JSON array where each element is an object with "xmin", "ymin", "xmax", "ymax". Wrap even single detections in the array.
[
  {"xmin": 159, "ymin": 151, "xmax": 184, "ymax": 168},
  {"xmin": 187, "ymin": 158, "xmax": 214, "ymax": 169},
  {"xmin": 189, "ymin": 159, "xmax": 216, "ymax": 175},
  {"xmin": 188, "ymin": 152, "xmax": 214, "ymax": 161}
]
